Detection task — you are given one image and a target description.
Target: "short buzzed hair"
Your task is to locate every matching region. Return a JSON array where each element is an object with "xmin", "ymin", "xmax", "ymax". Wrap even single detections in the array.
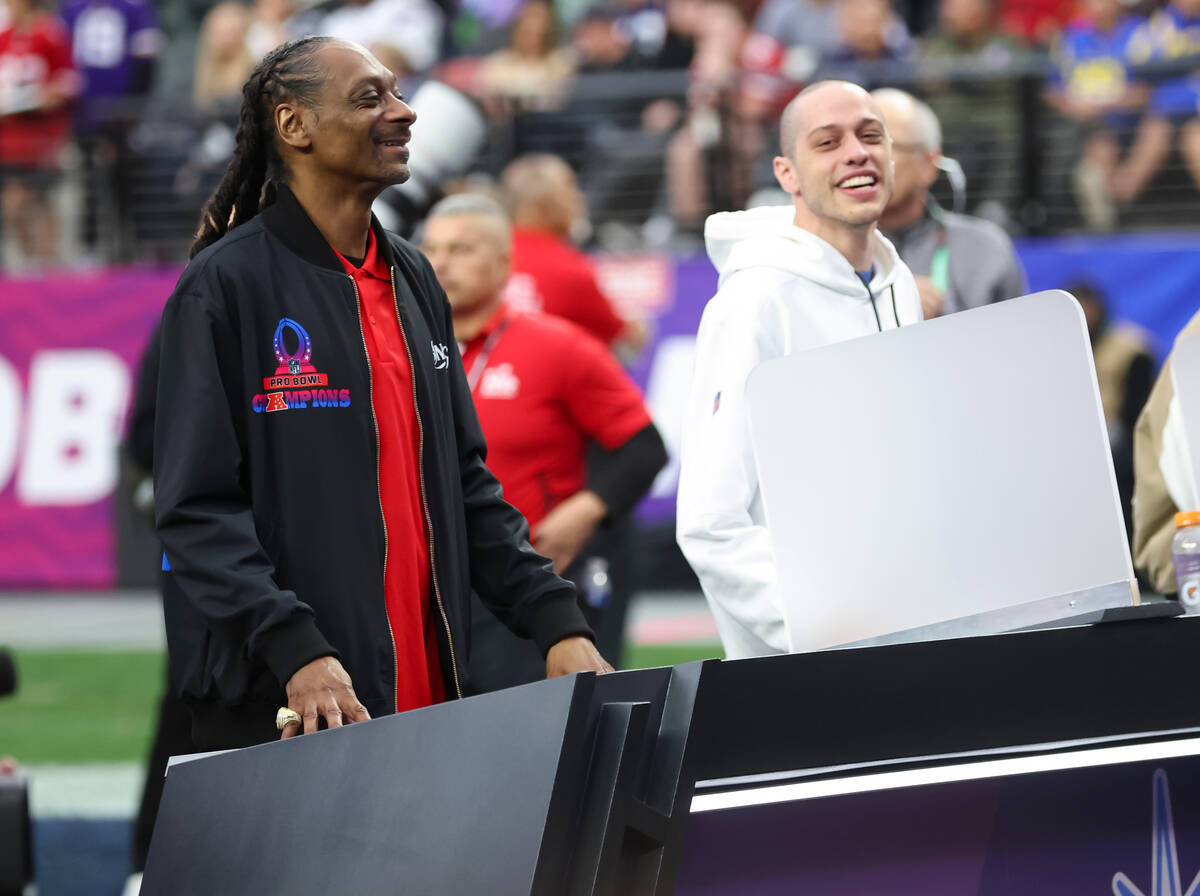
[
  {"xmin": 871, "ymin": 87, "xmax": 942, "ymax": 151},
  {"xmin": 500, "ymin": 153, "xmax": 573, "ymax": 201},
  {"xmin": 779, "ymin": 79, "xmax": 874, "ymax": 157},
  {"xmin": 499, "ymin": 152, "xmax": 576, "ymax": 229},
  {"xmin": 427, "ymin": 192, "xmax": 510, "ymax": 226},
  {"xmin": 425, "ymin": 192, "xmax": 512, "ymax": 247}
]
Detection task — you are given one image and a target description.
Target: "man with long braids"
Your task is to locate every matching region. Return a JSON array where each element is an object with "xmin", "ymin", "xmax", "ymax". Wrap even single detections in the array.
[{"xmin": 153, "ymin": 36, "xmax": 611, "ymax": 750}]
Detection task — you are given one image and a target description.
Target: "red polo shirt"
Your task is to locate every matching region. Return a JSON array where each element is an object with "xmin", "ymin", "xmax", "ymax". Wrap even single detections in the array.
[
  {"xmin": 0, "ymin": 13, "xmax": 74, "ymax": 170},
  {"xmin": 505, "ymin": 228, "xmax": 626, "ymax": 347},
  {"xmin": 460, "ymin": 305, "xmax": 651, "ymax": 529},
  {"xmin": 337, "ymin": 230, "xmax": 445, "ymax": 713}
]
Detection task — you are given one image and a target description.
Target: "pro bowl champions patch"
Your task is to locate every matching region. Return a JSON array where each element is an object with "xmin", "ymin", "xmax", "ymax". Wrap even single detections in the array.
[{"xmin": 251, "ymin": 318, "xmax": 352, "ymax": 413}]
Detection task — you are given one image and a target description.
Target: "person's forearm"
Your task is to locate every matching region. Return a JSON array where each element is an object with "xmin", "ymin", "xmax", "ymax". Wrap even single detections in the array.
[
  {"xmin": 587, "ymin": 423, "xmax": 668, "ymax": 521},
  {"xmin": 1115, "ymin": 84, "xmax": 1150, "ymax": 111}
]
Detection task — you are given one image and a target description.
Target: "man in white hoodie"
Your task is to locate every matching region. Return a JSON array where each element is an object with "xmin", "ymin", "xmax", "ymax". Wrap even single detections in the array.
[{"xmin": 676, "ymin": 79, "xmax": 923, "ymax": 659}]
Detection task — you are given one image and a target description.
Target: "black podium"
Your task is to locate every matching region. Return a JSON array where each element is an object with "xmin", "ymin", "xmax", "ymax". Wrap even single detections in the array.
[{"xmin": 143, "ymin": 614, "xmax": 1200, "ymax": 895}]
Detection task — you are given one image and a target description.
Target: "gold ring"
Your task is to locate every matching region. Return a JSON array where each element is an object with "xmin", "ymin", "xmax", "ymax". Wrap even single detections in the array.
[{"xmin": 276, "ymin": 707, "xmax": 302, "ymax": 731}]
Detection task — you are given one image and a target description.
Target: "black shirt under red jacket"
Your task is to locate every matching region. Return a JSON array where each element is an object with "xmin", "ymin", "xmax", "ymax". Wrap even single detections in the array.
[{"xmin": 154, "ymin": 186, "xmax": 592, "ymax": 749}]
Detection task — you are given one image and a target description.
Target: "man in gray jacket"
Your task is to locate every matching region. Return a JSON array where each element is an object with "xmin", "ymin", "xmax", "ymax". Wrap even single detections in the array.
[{"xmin": 873, "ymin": 88, "xmax": 1028, "ymax": 319}]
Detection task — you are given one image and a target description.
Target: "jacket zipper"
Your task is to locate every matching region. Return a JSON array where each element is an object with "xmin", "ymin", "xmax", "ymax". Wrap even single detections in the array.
[
  {"xmin": 348, "ymin": 274, "xmax": 401, "ymax": 714},
  {"xmin": 390, "ymin": 267, "xmax": 463, "ymax": 699}
]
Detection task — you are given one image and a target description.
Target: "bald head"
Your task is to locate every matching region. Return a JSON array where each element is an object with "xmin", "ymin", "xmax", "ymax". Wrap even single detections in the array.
[
  {"xmin": 870, "ymin": 88, "xmax": 942, "ymax": 230},
  {"xmin": 779, "ymin": 80, "xmax": 881, "ymax": 158},
  {"xmin": 501, "ymin": 153, "xmax": 581, "ymax": 237},
  {"xmin": 426, "ymin": 192, "xmax": 511, "ymax": 250},
  {"xmin": 870, "ymin": 87, "xmax": 941, "ymax": 152}
]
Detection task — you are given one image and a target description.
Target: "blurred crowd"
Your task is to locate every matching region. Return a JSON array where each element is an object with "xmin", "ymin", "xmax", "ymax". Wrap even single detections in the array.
[{"xmin": 2, "ymin": 0, "xmax": 1200, "ymax": 268}]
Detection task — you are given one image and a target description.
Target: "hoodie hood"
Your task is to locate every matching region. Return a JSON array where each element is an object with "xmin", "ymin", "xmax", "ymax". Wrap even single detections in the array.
[{"xmin": 705, "ymin": 205, "xmax": 904, "ymax": 299}]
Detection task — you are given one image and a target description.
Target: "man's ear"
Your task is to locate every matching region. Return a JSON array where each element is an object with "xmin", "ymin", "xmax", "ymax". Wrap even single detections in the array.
[
  {"xmin": 773, "ymin": 154, "xmax": 799, "ymax": 195},
  {"xmin": 920, "ymin": 149, "xmax": 942, "ymax": 189},
  {"xmin": 275, "ymin": 103, "xmax": 312, "ymax": 151}
]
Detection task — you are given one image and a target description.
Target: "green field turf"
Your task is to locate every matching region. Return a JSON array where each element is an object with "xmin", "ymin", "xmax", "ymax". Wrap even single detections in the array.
[
  {"xmin": 0, "ymin": 649, "xmax": 164, "ymax": 764},
  {"xmin": 623, "ymin": 642, "xmax": 723, "ymax": 670},
  {"xmin": 0, "ymin": 643, "xmax": 723, "ymax": 764}
]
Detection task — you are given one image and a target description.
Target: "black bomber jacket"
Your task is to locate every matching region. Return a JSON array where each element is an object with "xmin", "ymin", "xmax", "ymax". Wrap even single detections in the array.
[{"xmin": 154, "ymin": 186, "xmax": 592, "ymax": 744}]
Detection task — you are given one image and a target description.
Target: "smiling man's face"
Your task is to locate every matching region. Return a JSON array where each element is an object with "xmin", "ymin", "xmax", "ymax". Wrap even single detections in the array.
[
  {"xmin": 301, "ymin": 41, "xmax": 417, "ymax": 189},
  {"xmin": 775, "ymin": 82, "xmax": 894, "ymax": 236}
]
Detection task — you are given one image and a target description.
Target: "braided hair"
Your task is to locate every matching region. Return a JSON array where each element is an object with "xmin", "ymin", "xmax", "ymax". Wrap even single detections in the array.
[{"xmin": 189, "ymin": 36, "xmax": 334, "ymax": 259}]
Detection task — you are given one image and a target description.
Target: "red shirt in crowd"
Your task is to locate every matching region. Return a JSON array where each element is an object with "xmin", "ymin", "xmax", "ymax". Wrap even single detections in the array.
[
  {"xmin": 336, "ymin": 230, "xmax": 446, "ymax": 713},
  {"xmin": 505, "ymin": 227, "xmax": 626, "ymax": 347},
  {"xmin": 459, "ymin": 305, "xmax": 651, "ymax": 530},
  {"xmin": 0, "ymin": 12, "xmax": 75, "ymax": 169},
  {"xmin": 1001, "ymin": 0, "xmax": 1075, "ymax": 42}
]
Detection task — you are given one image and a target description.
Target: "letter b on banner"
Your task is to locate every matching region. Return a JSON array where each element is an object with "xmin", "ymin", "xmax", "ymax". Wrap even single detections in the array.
[
  {"xmin": 17, "ymin": 350, "xmax": 130, "ymax": 505},
  {"xmin": 0, "ymin": 357, "xmax": 19, "ymax": 493}
]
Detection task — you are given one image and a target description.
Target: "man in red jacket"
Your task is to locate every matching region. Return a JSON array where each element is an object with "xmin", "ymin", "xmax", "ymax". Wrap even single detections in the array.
[
  {"xmin": 422, "ymin": 192, "xmax": 667, "ymax": 691},
  {"xmin": 501, "ymin": 153, "xmax": 647, "ymax": 359}
]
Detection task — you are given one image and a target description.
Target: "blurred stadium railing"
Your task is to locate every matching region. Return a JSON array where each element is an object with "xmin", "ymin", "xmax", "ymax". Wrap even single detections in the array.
[{"xmin": 49, "ymin": 56, "xmax": 1200, "ymax": 266}]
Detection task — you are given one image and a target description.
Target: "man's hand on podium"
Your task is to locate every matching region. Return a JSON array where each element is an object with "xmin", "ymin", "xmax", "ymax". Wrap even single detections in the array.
[
  {"xmin": 281, "ymin": 656, "xmax": 372, "ymax": 739},
  {"xmin": 545, "ymin": 636, "xmax": 614, "ymax": 679}
]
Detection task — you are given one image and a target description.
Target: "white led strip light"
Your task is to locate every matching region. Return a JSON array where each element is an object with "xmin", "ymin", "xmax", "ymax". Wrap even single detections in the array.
[{"xmin": 691, "ymin": 735, "xmax": 1200, "ymax": 813}]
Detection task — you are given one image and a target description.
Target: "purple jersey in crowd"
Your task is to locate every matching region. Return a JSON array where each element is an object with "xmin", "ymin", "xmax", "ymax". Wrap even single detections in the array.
[{"xmin": 60, "ymin": 0, "xmax": 160, "ymax": 130}]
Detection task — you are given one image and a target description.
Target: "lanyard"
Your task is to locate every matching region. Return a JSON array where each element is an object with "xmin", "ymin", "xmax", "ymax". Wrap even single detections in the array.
[
  {"xmin": 464, "ymin": 317, "xmax": 512, "ymax": 393},
  {"xmin": 927, "ymin": 205, "xmax": 953, "ymax": 311},
  {"xmin": 930, "ymin": 242, "xmax": 950, "ymax": 294}
]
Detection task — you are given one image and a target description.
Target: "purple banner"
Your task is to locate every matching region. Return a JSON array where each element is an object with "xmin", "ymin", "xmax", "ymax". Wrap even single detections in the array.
[
  {"xmin": 0, "ymin": 267, "xmax": 178, "ymax": 587},
  {"xmin": 678, "ymin": 754, "xmax": 1200, "ymax": 894},
  {"xmin": 1, "ymin": 232, "xmax": 1198, "ymax": 587}
]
